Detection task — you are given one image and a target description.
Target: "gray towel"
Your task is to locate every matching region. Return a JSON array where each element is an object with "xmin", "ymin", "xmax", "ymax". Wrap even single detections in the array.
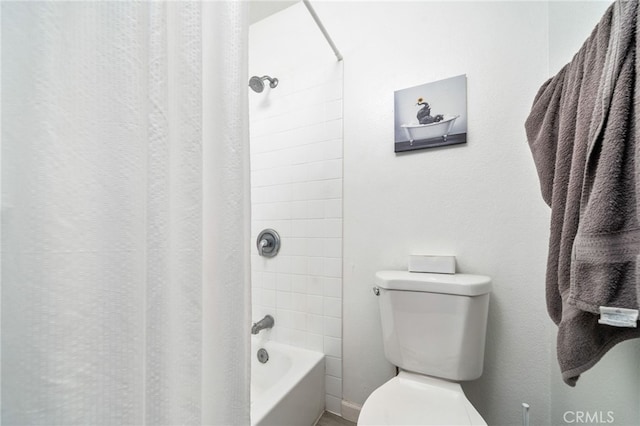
[{"xmin": 525, "ymin": 0, "xmax": 640, "ymax": 386}]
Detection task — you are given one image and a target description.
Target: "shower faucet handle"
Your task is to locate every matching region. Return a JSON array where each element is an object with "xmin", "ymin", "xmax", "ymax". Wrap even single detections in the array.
[
  {"xmin": 257, "ymin": 229, "xmax": 280, "ymax": 258},
  {"xmin": 258, "ymin": 238, "xmax": 270, "ymax": 256}
]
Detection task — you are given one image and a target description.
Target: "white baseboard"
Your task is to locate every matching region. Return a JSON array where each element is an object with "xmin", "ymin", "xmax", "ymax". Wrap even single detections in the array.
[{"xmin": 341, "ymin": 400, "xmax": 362, "ymax": 424}]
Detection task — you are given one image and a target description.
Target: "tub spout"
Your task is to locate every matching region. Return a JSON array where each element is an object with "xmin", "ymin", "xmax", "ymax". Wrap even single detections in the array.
[{"xmin": 251, "ymin": 315, "xmax": 275, "ymax": 335}]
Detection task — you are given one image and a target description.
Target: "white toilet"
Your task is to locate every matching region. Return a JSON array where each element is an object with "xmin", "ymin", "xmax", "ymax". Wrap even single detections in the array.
[{"xmin": 358, "ymin": 270, "xmax": 492, "ymax": 426}]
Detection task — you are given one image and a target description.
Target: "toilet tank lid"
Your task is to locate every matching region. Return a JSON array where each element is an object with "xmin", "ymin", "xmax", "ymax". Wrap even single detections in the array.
[{"xmin": 375, "ymin": 271, "xmax": 491, "ymax": 296}]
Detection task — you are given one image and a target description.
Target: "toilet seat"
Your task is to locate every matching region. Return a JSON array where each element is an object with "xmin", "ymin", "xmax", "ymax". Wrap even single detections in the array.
[{"xmin": 358, "ymin": 371, "xmax": 487, "ymax": 426}]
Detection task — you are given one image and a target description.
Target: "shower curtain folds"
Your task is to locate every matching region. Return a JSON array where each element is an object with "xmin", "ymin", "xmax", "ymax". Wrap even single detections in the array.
[{"xmin": 1, "ymin": 2, "xmax": 250, "ymax": 425}]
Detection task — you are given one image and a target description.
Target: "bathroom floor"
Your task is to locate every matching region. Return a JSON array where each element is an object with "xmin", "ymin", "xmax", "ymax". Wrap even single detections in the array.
[{"xmin": 316, "ymin": 411, "xmax": 357, "ymax": 426}]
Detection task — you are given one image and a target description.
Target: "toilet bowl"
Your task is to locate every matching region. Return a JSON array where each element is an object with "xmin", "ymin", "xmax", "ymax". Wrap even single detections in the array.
[
  {"xmin": 358, "ymin": 372, "xmax": 486, "ymax": 426},
  {"xmin": 358, "ymin": 271, "xmax": 491, "ymax": 426}
]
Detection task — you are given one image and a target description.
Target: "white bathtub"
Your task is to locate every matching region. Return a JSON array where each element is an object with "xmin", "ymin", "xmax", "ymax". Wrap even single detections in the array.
[
  {"xmin": 401, "ymin": 114, "xmax": 459, "ymax": 142},
  {"xmin": 251, "ymin": 338, "xmax": 325, "ymax": 426}
]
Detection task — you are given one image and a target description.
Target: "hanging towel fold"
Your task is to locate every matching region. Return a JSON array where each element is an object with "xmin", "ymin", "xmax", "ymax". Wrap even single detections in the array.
[{"xmin": 525, "ymin": 0, "xmax": 640, "ymax": 386}]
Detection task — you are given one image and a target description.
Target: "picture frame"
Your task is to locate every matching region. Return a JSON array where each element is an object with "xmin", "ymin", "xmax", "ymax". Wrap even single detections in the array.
[{"xmin": 394, "ymin": 75, "xmax": 467, "ymax": 153}]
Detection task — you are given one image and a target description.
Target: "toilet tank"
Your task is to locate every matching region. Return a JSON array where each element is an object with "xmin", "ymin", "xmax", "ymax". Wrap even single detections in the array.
[{"xmin": 375, "ymin": 271, "xmax": 491, "ymax": 381}]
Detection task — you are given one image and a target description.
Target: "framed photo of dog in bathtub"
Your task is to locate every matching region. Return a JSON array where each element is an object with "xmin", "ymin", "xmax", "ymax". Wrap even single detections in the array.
[{"xmin": 394, "ymin": 74, "xmax": 467, "ymax": 153}]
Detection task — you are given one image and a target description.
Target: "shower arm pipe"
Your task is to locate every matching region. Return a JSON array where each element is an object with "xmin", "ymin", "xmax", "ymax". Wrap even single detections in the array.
[{"xmin": 302, "ymin": 0, "xmax": 343, "ymax": 62}]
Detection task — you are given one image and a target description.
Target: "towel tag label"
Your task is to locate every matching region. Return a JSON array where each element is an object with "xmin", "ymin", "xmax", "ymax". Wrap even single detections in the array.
[{"xmin": 598, "ymin": 307, "xmax": 639, "ymax": 328}]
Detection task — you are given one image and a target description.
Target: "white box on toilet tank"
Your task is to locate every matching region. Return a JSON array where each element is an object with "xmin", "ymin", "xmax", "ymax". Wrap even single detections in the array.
[{"xmin": 408, "ymin": 255, "xmax": 456, "ymax": 274}]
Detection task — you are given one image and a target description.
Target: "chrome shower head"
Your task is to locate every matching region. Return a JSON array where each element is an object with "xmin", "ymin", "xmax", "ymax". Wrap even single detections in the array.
[{"xmin": 249, "ymin": 75, "xmax": 278, "ymax": 93}]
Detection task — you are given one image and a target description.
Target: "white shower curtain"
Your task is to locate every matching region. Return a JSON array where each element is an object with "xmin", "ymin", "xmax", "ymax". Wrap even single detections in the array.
[{"xmin": 1, "ymin": 2, "xmax": 250, "ymax": 425}]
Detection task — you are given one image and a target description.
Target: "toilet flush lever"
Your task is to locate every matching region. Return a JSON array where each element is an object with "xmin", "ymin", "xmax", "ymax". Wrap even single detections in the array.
[
  {"xmin": 373, "ymin": 287, "xmax": 380, "ymax": 296},
  {"xmin": 257, "ymin": 229, "xmax": 280, "ymax": 257}
]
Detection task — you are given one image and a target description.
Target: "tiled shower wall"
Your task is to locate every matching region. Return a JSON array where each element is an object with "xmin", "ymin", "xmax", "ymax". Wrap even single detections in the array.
[{"xmin": 249, "ymin": 60, "xmax": 343, "ymax": 414}]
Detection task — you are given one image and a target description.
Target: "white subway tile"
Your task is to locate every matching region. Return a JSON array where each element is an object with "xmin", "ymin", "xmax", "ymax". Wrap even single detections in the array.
[
  {"xmin": 290, "ymin": 328, "xmax": 306, "ymax": 347},
  {"xmin": 306, "ymin": 333, "xmax": 324, "ymax": 352},
  {"xmin": 289, "ymin": 145, "xmax": 310, "ymax": 165},
  {"xmin": 324, "ymin": 219, "xmax": 342, "ymax": 238},
  {"xmin": 277, "ymin": 273, "xmax": 292, "ymax": 292},
  {"xmin": 270, "ymin": 184, "xmax": 293, "ymax": 202},
  {"xmin": 306, "ymin": 142, "xmax": 326, "ymax": 163},
  {"xmin": 249, "ymin": 120, "xmax": 270, "ymax": 139},
  {"xmin": 291, "ymin": 311, "xmax": 307, "ymax": 330},
  {"xmin": 249, "ymin": 151, "xmax": 267, "ymax": 171},
  {"xmin": 276, "ymin": 309, "xmax": 293, "ymax": 328},
  {"xmin": 323, "ymin": 79, "xmax": 343, "ymax": 102},
  {"xmin": 323, "ymin": 139, "xmax": 343, "ymax": 160},
  {"xmin": 324, "ymin": 159, "xmax": 343, "ymax": 180},
  {"xmin": 307, "ymin": 295, "xmax": 323, "ymax": 315},
  {"xmin": 307, "ymin": 200, "xmax": 325, "ymax": 219},
  {"xmin": 277, "ymin": 201, "xmax": 292, "ymax": 219},
  {"xmin": 290, "ymin": 201, "xmax": 308, "ymax": 219},
  {"xmin": 252, "ymin": 271, "xmax": 263, "ymax": 289},
  {"xmin": 326, "ymin": 356, "xmax": 342, "ymax": 379},
  {"xmin": 291, "ymin": 292, "xmax": 307, "ymax": 313},
  {"xmin": 295, "ymin": 72, "xmax": 328, "ymax": 92},
  {"xmin": 324, "ymin": 80, "xmax": 343, "ymax": 102},
  {"xmin": 253, "ymin": 305, "xmax": 267, "ymax": 322},
  {"xmin": 291, "ymin": 219, "xmax": 308, "ymax": 237},
  {"xmin": 324, "ymin": 336, "xmax": 342, "ymax": 357},
  {"xmin": 307, "ymin": 220, "xmax": 325, "ymax": 238},
  {"xmin": 323, "ymin": 297, "xmax": 341, "ymax": 318},
  {"xmin": 325, "ymin": 100, "xmax": 343, "ymax": 121},
  {"xmin": 276, "ymin": 257, "xmax": 292, "ymax": 274},
  {"xmin": 290, "ymin": 257, "xmax": 307, "ymax": 275},
  {"xmin": 251, "ymin": 203, "xmax": 268, "ymax": 220},
  {"xmin": 307, "ymin": 238, "xmax": 325, "ymax": 257},
  {"xmin": 251, "ymin": 221, "xmax": 267, "ymax": 239},
  {"xmin": 325, "ymin": 375, "xmax": 342, "ymax": 398},
  {"xmin": 324, "ymin": 316, "xmax": 342, "ymax": 338},
  {"xmin": 289, "ymin": 164, "xmax": 309, "ymax": 183},
  {"xmin": 253, "ymin": 185, "xmax": 292, "ymax": 204},
  {"xmin": 308, "ymin": 257, "xmax": 324, "ymax": 276},
  {"xmin": 277, "ymin": 128, "xmax": 299, "ymax": 151},
  {"xmin": 297, "ymin": 122, "xmax": 327, "ymax": 145},
  {"xmin": 278, "ymin": 327, "xmax": 294, "ymax": 345},
  {"xmin": 285, "ymin": 238, "xmax": 307, "ymax": 256},
  {"xmin": 262, "ymin": 272, "xmax": 277, "ymax": 290},
  {"xmin": 326, "ymin": 119, "xmax": 343, "ymax": 140},
  {"xmin": 267, "ymin": 220, "xmax": 292, "ymax": 238},
  {"xmin": 292, "ymin": 182, "xmax": 323, "ymax": 202},
  {"xmin": 251, "ymin": 254, "xmax": 261, "ymax": 270},
  {"xmin": 263, "ymin": 256, "xmax": 277, "ymax": 273},
  {"xmin": 325, "ymin": 395, "xmax": 342, "ymax": 415},
  {"xmin": 271, "ymin": 167, "xmax": 292, "ymax": 186},
  {"xmin": 323, "ymin": 278, "xmax": 342, "ymax": 298},
  {"xmin": 324, "ymin": 258, "xmax": 342, "ymax": 278},
  {"xmin": 324, "ymin": 199, "xmax": 342, "ymax": 218},
  {"xmin": 252, "ymin": 288, "xmax": 262, "ymax": 308},
  {"xmin": 291, "ymin": 274, "xmax": 307, "ymax": 293},
  {"xmin": 293, "ymin": 103, "xmax": 325, "ymax": 129},
  {"xmin": 307, "ymin": 276, "xmax": 324, "ymax": 296},
  {"xmin": 277, "ymin": 238, "xmax": 294, "ymax": 256},
  {"xmin": 306, "ymin": 162, "xmax": 326, "ymax": 182},
  {"xmin": 307, "ymin": 314, "xmax": 324, "ymax": 335},
  {"xmin": 323, "ymin": 179, "xmax": 342, "ymax": 199},
  {"xmin": 323, "ymin": 238, "xmax": 342, "ymax": 258},
  {"xmin": 262, "ymin": 289, "xmax": 276, "ymax": 308},
  {"xmin": 277, "ymin": 291, "xmax": 292, "ymax": 310}
]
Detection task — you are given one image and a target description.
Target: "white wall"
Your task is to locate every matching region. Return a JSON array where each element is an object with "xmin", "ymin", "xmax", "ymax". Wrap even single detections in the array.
[
  {"xmin": 249, "ymin": 4, "xmax": 344, "ymax": 414},
  {"xmin": 326, "ymin": 2, "xmax": 553, "ymax": 425},
  {"xmin": 547, "ymin": 2, "xmax": 640, "ymax": 425}
]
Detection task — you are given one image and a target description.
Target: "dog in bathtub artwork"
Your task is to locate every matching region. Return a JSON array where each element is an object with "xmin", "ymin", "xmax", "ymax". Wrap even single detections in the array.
[{"xmin": 394, "ymin": 75, "xmax": 467, "ymax": 152}]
